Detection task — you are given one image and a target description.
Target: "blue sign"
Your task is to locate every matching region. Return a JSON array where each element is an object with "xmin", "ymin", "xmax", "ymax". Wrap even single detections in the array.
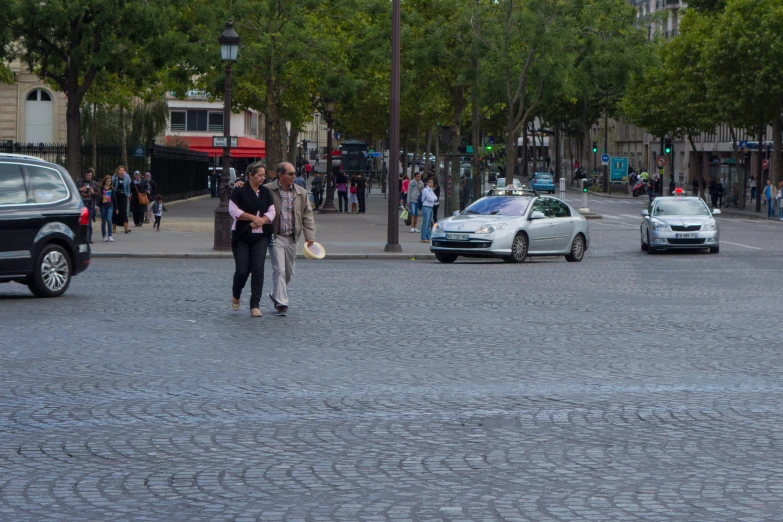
[
  {"xmin": 134, "ymin": 146, "xmax": 145, "ymax": 157},
  {"xmin": 739, "ymin": 141, "xmax": 748, "ymax": 149},
  {"xmin": 488, "ymin": 136, "xmax": 495, "ymax": 145},
  {"xmin": 600, "ymin": 153, "xmax": 610, "ymax": 163},
  {"xmin": 333, "ymin": 131, "xmax": 341, "ymax": 140},
  {"xmin": 610, "ymin": 157, "xmax": 628, "ymax": 183}
]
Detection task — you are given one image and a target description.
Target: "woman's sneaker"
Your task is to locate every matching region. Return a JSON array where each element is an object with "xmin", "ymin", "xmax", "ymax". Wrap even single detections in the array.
[
  {"xmin": 103, "ymin": 236, "xmax": 108, "ymax": 242},
  {"xmin": 108, "ymin": 236, "xmax": 114, "ymax": 242}
]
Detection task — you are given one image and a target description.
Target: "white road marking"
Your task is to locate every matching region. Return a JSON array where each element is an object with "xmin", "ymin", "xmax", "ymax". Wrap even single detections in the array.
[{"xmin": 722, "ymin": 241, "xmax": 762, "ymax": 250}]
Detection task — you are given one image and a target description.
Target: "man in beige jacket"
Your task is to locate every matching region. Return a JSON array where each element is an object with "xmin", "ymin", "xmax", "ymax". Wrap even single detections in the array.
[{"xmin": 265, "ymin": 162, "xmax": 317, "ymax": 316}]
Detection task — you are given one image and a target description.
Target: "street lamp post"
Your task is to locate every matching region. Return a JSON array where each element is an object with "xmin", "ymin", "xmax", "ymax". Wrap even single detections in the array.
[
  {"xmin": 385, "ymin": 0, "xmax": 401, "ymax": 252},
  {"xmin": 319, "ymin": 99, "xmax": 338, "ymax": 213},
  {"xmin": 213, "ymin": 21, "xmax": 240, "ymax": 251}
]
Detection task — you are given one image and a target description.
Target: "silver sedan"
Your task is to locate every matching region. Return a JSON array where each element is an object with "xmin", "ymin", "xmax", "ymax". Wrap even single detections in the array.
[
  {"xmin": 430, "ymin": 193, "xmax": 591, "ymax": 263},
  {"xmin": 640, "ymin": 195, "xmax": 721, "ymax": 254}
]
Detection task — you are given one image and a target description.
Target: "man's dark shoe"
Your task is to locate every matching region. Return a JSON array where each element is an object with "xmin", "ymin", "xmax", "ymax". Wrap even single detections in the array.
[{"xmin": 276, "ymin": 306, "xmax": 288, "ymax": 317}]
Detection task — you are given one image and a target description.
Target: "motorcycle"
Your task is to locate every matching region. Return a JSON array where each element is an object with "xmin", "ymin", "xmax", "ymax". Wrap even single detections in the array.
[{"xmin": 632, "ymin": 180, "xmax": 648, "ymax": 197}]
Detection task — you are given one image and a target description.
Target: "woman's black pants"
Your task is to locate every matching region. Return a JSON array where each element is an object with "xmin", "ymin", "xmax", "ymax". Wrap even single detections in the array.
[{"xmin": 232, "ymin": 232, "xmax": 269, "ymax": 309}]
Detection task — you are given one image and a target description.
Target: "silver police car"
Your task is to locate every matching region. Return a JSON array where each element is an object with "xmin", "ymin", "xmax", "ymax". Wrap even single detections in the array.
[
  {"xmin": 430, "ymin": 188, "xmax": 590, "ymax": 263},
  {"xmin": 640, "ymin": 190, "xmax": 721, "ymax": 254}
]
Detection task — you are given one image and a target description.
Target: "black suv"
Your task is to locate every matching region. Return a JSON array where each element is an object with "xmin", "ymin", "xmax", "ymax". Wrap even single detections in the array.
[{"xmin": 0, "ymin": 154, "xmax": 91, "ymax": 297}]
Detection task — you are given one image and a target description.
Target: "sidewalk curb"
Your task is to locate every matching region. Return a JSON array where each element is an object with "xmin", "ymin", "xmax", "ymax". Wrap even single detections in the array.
[
  {"xmin": 567, "ymin": 189, "xmax": 631, "ymax": 200},
  {"xmin": 166, "ymin": 194, "xmax": 210, "ymax": 207},
  {"xmin": 91, "ymin": 252, "xmax": 437, "ymax": 261}
]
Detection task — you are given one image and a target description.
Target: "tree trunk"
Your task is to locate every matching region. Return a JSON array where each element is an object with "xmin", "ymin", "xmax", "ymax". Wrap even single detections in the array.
[
  {"xmin": 412, "ymin": 119, "xmax": 421, "ymax": 178},
  {"xmin": 424, "ymin": 126, "xmax": 432, "ymax": 174},
  {"xmin": 288, "ymin": 128, "xmax": 298, "ymax": 164},
  {"xmin": 773, "ymin": 115, "xmax": 781, "ymax": 187},
  {"xmin": 730, "ymin": 128, "xmax": 745, "ymax": 210},
  {"xmin": 119, "ymin": 105, "xmax": 128, "ymax": 169},
  {"xmin": 401, "ymin": 130, "xmax": 409, "ymax": 176},
  {"xmin": 91, "ymin": 103, "xmax": 97, "ymax": 170},
  {"xmin": 280, "ymin": 117, "xmax": 288, "ymax": 164},
  {"xmin": 554, "ymin": 126, "xmax": 561, "ymax": 185},
  {"xmin": 471, "ymin": 80, "xmax": 481, "ymax": 201},
  {"xmin": 433, "ymin": 125, "xmax": 440, "ymax": 183},
  {"xmin": 505, "ymin": 104, "xmax": 516, "ymax": 176},
  {"xmin": 451, "ymin": 88, "xmax": 466, "ymax": 213}
]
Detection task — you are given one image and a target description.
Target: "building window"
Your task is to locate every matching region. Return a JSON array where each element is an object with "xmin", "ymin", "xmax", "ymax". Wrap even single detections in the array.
[
  {"xmin": 171, "ymin": 110, "xmax": 225, "ymax": 132},
  {"xmin": 170, "ymin": 111, "xmax": 186, "ymax": 131},
  {"xmin": 208, "ymin": 112, "xmax": 224, "ymax": 132},
  {"xmin": 250, "ymin": 113, "xmax": 258, "ymax": 137},
  {"xmin": 27, "ymin": 89, "xmax": 52, "ymax": 102}
]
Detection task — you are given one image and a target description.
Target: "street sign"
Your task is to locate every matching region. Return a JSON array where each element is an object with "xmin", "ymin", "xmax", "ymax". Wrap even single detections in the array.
[
  {"xmin": 488, "ymin": 136, "xmax": 495, "ymax": 145},
  {"xmin": 610, "ymin": 157, "xmax": 628, "ymax": 183},
  {"xmin": 656, "ymin": 155, "xmax": 667, "ymax": 168},
  {"xmin": 739, "ymin": 140, "xmax": 748, "ymax": 149},
  {"xmin": 333, "ymin": 131, "xmax": 341, "ymax": 140},
  {"xmin": 212, "ymin": 136, "xmax": 238, "ymax": 148},
  {"xmin": 601, "ymin": 153, "xmax": 610, "ymax": 165},
  {"xmin": 763, "ymin": 159, "xmax": 769, "ymax": 170},
  {"xmin": 133, "ymin": 145, "xmax": 145, "ymax": 158}
]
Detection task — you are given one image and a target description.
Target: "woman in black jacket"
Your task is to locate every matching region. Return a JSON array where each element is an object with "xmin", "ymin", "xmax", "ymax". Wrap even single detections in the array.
[{"xmin": 228, "ymin": 163, "xmax": 275, "ymax": 317}]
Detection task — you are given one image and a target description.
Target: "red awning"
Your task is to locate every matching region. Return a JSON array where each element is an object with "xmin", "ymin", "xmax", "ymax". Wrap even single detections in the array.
[{"xmin": 165, "ymin": 136, "xmax": 265, "ymax": 158}]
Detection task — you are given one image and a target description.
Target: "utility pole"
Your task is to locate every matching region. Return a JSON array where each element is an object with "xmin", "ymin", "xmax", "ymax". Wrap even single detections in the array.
[
  {"xmin": 385, "ymin": 0, "xmax": 401, "ymax": 252},
  {"xmin": 756, "ymin": 126, "xmax": 764, "ymax": 213},
  {"xmin": 603, "ymin": 97, "xmax": 609, "ymax": 193}
]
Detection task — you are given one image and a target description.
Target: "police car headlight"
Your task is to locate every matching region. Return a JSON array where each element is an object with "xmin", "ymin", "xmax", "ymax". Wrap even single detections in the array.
[
  {"xmin": 702, "ymin": 221, "xmax": 717, "ymax": 231},
  {"xmin": 475, "ymin": 223, "xmax": 508, "ymax": 234},
  {"xmin": 432, "ymin": 222, "xmax": 443, "ymax": 233},
  {"xmin": 651, "ymin": 220, "xmax": 670, "ymax": 231}
]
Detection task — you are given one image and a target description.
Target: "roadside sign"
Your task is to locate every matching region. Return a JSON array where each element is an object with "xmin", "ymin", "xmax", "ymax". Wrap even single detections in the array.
[
  {"xmin": 656, "ymin": 155, "xmax": 667, "ymax": 168},
  {"xmin": 212, "ymin": 136, "xmax": 238, "ymax": 148},
  {"xmin": 133, "ymin": 145, "xmax": 145, "ymax": 157},
  {"xmin": 610, "ymin": 157, "xmax": 628, "ymax": 183},
  {"xmin": 739, "ymin": 140, "xmax": 748, "ymax": 149},
  {"xmin": 601, "ymin": 153, "xmax": 610, "ymax": 165},
  {"xmin": 763, "ymin": 159, "xmax": 769, "ymax": 169}
]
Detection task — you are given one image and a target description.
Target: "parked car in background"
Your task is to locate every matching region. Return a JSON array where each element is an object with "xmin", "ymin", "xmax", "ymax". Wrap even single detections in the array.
[{"xmin": 0, "ymin": 154, "xmax": 91, "ymax": 297}]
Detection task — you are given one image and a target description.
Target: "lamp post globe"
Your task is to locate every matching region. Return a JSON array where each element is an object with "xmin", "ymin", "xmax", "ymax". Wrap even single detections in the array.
[{"xmin": 213, "ymin": 21, "xmax": 240, "ymax": 251}]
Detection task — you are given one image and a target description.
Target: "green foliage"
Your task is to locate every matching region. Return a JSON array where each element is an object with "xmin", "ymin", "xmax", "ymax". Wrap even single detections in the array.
[{"xmin": 81, "ymin": 99, "xmax": 169, "ymax": 146}]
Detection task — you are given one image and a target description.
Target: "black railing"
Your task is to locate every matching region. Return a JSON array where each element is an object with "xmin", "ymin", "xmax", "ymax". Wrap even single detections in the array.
[{"xmin": 0, "ymin": 142, "xmax": 210, "ymax": 202}]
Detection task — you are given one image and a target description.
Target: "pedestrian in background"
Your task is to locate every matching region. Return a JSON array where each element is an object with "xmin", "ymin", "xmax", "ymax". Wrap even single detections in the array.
[
  {"xmin": 99, "ymin": 175, "xmax": 115, "ymax": 242},
  {"xmin": 335, "ymin": 170, "xmax": 349, "ymax": 214},
  {"xmin": 266, "ymin": 162, "xmax": 317, "ymax": 317},
  {"xmin": 151, "ymin": 195, "xmax": 167, "ymax": 231},
  {"xmin": 130, "ymin": 171, "xmax": 149, "ymax": 227},
  {"xmin": 304, "ymin": 162, "xmax": 312, "ymax": 180},
  {"xmin": 294, "ymin": 171, "xmax": 306, "ymax": 189},
  {"xmin": 76, "ymin": 168, "xmax": 99, "ymax": 243},
  {"xmin": 432, "ymin": 177, "xmax": 441, "ymax": 224},
  {"xmin": 691, "ymin": 178, "xmax": 699, "ymax": 197},
  {"xmin": 228, "ymin": 163, "xmax": 275, "ymax": 318},
  {"xmin": 111, "ymin": 166, "xmax": 132, "ymax": 234},
  {"xmin": 144, "ymin": 172, "xmax": 156, "ymax": 224},
  {"xmin": 399, "ymin": 174, "xmax": 409, "ymax": 210},
  {"xmin": 311, "ymin": 172, "xmax": 324, "ymax": 210},
  {"xmin": 407, "ymin": 171, "xmax": 423, "ymax": 233},
  {"xmin": 349, "ymin": 180, "xmax": 358, "ymax": 213},
  {"xmin": 764, "ymin": 179, "xmax": 777, "ymax": 218},
  {"xmin": 777, "ymin": 181, "xmax": 783, "ymax": 220},
  {"xmin": 716, "ymin": 180, "xmax": 724, "ymax": 208},
  {"xmin": 420, "ymin": 177, "xmax": 438, "ymax": 243},
  {"xmin": 355, "ymin": 171, "xmax": 367, "ymax": 213},
  {"xmin": 749, "ymin": 175, "xmax": 757, "ymax": 203},
  {"xmin": 647, "ymin": 180, "xmax": 655, "ymax": 204}
]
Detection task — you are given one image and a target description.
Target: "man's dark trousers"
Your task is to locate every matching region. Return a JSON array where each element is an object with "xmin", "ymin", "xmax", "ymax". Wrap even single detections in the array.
[{"xmin": 357, "ymin": 189, "xmax": 366, "ymax": 213}]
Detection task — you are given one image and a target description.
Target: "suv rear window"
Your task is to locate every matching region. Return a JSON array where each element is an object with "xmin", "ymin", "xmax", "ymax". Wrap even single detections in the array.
[
  {"xmin": 0, "ymin": 164, "xmax": 27, "ymax": 205},
  {"xmin": 27, "ymin": 165, "xmax": 68, "ymax": 203}
]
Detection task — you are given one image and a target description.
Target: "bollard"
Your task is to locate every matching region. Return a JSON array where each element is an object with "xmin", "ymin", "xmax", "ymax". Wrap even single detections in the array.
[
  {"xmin": 559, "ymin": 177, "xmax": 565, "ymax": 201},
  {"xmin": 579, "ymin": 179, "xmax": 590, "ymax": 214}
]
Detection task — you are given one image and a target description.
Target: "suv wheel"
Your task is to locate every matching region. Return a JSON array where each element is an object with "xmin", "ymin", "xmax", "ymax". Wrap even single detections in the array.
[{"xmin": 28, "ymin": 244, "xmax": 71, "ymax": 298}]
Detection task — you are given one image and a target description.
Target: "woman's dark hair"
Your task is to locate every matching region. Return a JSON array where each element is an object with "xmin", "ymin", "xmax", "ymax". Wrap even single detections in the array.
[{"xmin": 101, "ymin": 175, "xmax": 112, "ymax": 187}]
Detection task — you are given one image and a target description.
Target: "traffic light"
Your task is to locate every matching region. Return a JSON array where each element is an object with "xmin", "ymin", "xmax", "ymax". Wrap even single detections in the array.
[
  {"xmin": 486, "ymin": 146, "xmax": 492, "ymax": 151},
  {"xmin": 592, "ymin": 141, "xmax": 597, "ymax": 153},
  {"xmin": 664, "ymin": 138, "xmax": 672, "ymax": 154},
  {"xmin": 591, "ymin": 168, "xmax": 596, "ymax": 175},
  {"xmin": 583, "ymin": 185, "xmax": 588, "ymax": 193}
]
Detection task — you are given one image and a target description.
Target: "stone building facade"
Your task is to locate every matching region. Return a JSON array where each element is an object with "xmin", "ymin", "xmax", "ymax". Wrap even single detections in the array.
[{"xmin": 0, "ymin": 60, "xmax": 67, "ymax": 145}]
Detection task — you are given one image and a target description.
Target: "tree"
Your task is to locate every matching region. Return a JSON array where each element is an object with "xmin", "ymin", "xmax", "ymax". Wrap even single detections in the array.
[{"xmin": 0, "ymin": 0, "xmax": 186, "ymax": 176}]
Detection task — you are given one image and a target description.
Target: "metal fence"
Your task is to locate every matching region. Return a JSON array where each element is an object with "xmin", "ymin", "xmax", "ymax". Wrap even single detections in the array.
[
  {"xmin": 0, "ymin": 142, "xmax": 210, "ymax": 202},
  {"xmin": 149, "ymin": 145, "xmax": 210, "ymax": 201}
]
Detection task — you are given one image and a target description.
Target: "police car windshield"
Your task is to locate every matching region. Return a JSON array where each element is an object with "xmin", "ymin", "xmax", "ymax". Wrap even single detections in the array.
[
  {"xmin": 653, "ymin": 199, "xmax": 710, "ymax": 216},
  {"xmin": 463, "ymin": 196, "xmax": 531, "ymax": 216}
]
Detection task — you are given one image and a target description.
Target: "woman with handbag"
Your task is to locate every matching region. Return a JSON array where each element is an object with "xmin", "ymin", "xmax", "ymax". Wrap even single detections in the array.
[
  {"xmin": 228, "ymin": 163, "xmax": 275, "ymax": 318},
  {"xmin": 130, "ymin": 171, "xmax": 150, "ymax": 227}
]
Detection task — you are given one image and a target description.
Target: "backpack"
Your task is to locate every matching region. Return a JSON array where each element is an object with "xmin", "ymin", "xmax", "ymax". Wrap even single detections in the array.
[{"xmin": 416, "ymin": 191, "xmax": 423, "ymax": 208}]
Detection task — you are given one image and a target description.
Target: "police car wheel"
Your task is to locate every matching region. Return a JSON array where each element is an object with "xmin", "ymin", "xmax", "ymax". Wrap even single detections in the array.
[
  {"xmin": 709, "ymin": 245, "xmax": 719, "ymax": 254},
  {"xmin": 641, "ymin": 236, "xmax": 648, "ymax": 251},
  {"xmin": 435, "ymin": 253, "xmax": 458, "ymax": 264},
  {"xmin": 646, "ymin": 233, "xmax": 656, "ymax": 255}
]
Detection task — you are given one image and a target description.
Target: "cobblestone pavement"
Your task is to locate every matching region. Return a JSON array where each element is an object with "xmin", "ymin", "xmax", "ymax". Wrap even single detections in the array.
[{"xmin": 1, "ymin": 219, "xmax": 783, "ymax": 521}]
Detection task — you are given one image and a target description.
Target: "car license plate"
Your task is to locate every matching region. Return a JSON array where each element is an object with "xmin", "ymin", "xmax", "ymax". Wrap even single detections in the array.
[
  {"xmin": 675, "ymin": 233, "xmax": 696, "ymax": 238},
  {"xmin": 446, "ymin": 233, "xmax": 469, "ymax": 240}
]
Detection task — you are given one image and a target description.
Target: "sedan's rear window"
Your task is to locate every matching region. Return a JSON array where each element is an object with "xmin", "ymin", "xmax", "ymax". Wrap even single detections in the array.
[
  {"xmin": 653, "ymin": 199, "xmax": 710, "ymax": 216},
  {"xmin": 0, "ymin": 164, "xmax": 27, "ymax": 205},
  {"xmin": 26, "ymin": 165, "xmax": 68, "ymax": 203},
  {"xmin": 462, "ymin": 196, "xmax": 531, "ymax": 216}
]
